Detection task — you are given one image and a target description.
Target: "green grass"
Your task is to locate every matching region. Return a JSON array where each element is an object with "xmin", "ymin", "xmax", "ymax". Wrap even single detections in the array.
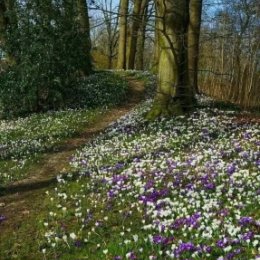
[
  {"xmin": 1, "ymin": 73, "xmax": 258, "ymax": 260},
  {"xmin": 36, "ymin": 99, "xmax": 259, "ymax": 260},
  {"xmin": 0, "ymin": 108, "xmax": 104, "ymax": 186},
  {"xmin": 0, "ymin": 70, "xmax": 130, "ymax": 186}
]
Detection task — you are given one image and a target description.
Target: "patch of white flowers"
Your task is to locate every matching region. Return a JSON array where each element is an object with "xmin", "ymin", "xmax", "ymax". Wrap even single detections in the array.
[
  {"xmin": 41, "ymin": 97, "xmax": 259, "ymax": 259},
  {"xmin": 0, "ymin": 109, "xmax": 101, "ymax": 184}
]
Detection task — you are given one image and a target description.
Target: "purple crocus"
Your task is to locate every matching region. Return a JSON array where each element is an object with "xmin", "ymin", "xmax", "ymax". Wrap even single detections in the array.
[
  {"xmin": 0, "ymin": 215, "xmax": 6, "ymax": 224},
  {"xmin": 114, "ymin": 162, "xmax": 125, "ymax": 170},
  {"xmin": 127, "ymin": 252, "xmax": 137, "ymax": 260},
  {"xmin": 240, "ymin": 151, "xmax": 250, "ymax": 159},
  {"xmin": 175, "ymin": 242, "xmax": 196, "ymax": 256},
  {"xmin": 243, "ymin": 132, "xmax": 251, "ymax": 139},
  {"xmin": 153, "ymin": 234, "xmax": 164, "ymax": 244},
  {"xmin": 113, "ymin": 256, "xmax": 122, "ymax": 260},
  {"xmin": 227, "ymin": 164, "xmax": 236, "ymax": 175},
  {"xmin": 144, "ymin": 180, "xmax": 154, "ymax": 190},
  {"xmin": 239, "ymin": 216, "xmax": 254, "ymax": 226},
  {"xmin": 198, "ymin": 244, "xmax": 212, "ymax": 254},
  {"xmin": 241, "ymin": 231, "xmax": 254, "ymax": 241},
  {"xmin": 216, "ymin": 238, "xmax": 229, "ymax": 248},
  {"xmin": 204, "ymin": 182, "xmax": 215, "ymax": 190},
  {"xmin": 226, "ymin": 251, "xmax": 236, "ymax": 260},
  {"xmin": 204, "ymin": 246, "xmax": 212, "ymax": 253},
  {"xmin": 226, "ymin": 248, "xmax": 243, "ymax": 260}
]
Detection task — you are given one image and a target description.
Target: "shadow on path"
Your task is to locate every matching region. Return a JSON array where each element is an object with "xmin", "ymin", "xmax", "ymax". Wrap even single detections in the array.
[{"xmin": 0, "ymin": 78, "xmax": 145, "ymax": 258}]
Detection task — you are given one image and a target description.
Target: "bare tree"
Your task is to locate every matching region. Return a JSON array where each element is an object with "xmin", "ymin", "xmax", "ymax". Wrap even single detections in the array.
[
  {"xmin": 117, "ymin": 0, "xmax": 129, "ymax": 69},
  {"xmin": 100, "ymin": 0, "xmax": 119, "ymax": 69},
  {"xmin": 127, "ymin": 0, "xmax": 142, "ymax": 69},
  {"xmin": 188, "ymin": 0, "xmax": 203, "ymax": 94},
  {"xmin": 199, "ymin": 0, "xmax": 260, "ymax": 108}
]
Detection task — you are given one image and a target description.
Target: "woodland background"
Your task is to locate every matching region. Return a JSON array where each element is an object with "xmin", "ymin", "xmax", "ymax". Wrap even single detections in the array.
[{"xmin": 0, "ymin": 0, "xmax": 259, "ymax": 118}]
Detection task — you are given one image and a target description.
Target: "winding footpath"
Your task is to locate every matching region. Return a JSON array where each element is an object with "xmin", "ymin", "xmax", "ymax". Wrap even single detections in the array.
[{"xmin": 0, "ymin": 78, "xmax": 144, "ymax": 260}]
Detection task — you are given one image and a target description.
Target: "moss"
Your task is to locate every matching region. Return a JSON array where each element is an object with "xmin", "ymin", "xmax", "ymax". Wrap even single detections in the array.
[{"xmin": 145, "ymin": 98, "xmax": 184, "ymax": 121}]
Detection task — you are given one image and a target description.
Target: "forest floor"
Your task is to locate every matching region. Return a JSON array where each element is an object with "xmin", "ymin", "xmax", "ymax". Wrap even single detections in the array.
[
  {"xmin": 0, "ymin": 77, "xmax": 145, "ymax": 260},
  {"xmin": 0, "ymin": 75, "xmax": 259, "ymax": 260}
]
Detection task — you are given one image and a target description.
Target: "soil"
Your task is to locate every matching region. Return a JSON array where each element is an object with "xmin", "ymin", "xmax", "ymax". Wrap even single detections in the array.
[{"xmin": 0, "ymin": 78, "xmax": 144, "ymax": 260}]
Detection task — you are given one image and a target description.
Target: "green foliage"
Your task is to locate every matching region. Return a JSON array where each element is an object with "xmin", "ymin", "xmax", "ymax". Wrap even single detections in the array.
[
  {"xmin": 0, "ymin": 107, "xmax": 102, "ymax": 185},
  {"xmin": 0, "ymin": 71, "xmax": 129, "ymax": 184},
  {"xmin": 0, "ymin": 0, "xmax": 92, "ymax": 118},
  {"xmin": 118, "ymin": 70, "xmax": 157, "ymax": 98},
  {"xmin": 67, "ymin": 72, "xmax": 129, "ymax": 108}
]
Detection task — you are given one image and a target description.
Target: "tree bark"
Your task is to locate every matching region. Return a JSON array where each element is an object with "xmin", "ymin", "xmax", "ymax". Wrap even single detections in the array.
[
  {"xmin": 76, "ymin": 0, "xmax": 92, "ymax": 75},
  {"xmin": 188, "ymin": 0, "xmax": 202, "ymax": 94},
  {"xmin": 147, "ymin": 0, "xmax": 194, "ymax": 119},
  {"xmin": 117, "ymin": 0, "xmax": 129, "ymax": 69},
  {"xmin": 127, "ymin": 0, "xmax": 142, "ymax": 69},
  {"xmin": 135, "ymin": 0, "xmax": 149, "ymax": 70},
  {"xmin": 151, "ymin": 3, "xmax": 159, "ymax": 73},
  {"xmin": 101, "ymin": 0, "xmax": 119, "ymax": 69}
]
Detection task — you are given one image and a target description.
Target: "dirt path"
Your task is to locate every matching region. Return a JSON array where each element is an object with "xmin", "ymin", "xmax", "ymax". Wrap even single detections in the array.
[{"xmin": 0, "ymin": 78, "xmax": 144, "ymax": 259}]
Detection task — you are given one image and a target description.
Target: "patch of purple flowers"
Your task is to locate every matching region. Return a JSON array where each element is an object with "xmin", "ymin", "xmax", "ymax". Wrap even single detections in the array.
[
  {"xmin": 238, "ymin": 216, "xmax": 254, "ymax": 226},
  {"xmin": 152, "ymin": 234, "xmax": 174, "ymax": 245},
  {"xmin": 216, "ymin": 238, "xmax": 229, "ymax": 248},
  {"xmin": 241, "ymin": 231, "xmax": 254, "ymax": 241},
  {"xmin": 171, "ymin": 212, "xmax": 201, "ymax": 230},
  {"xmin": 175, "ymin": 242, "xmax": 196, "ymax": 257},
  {"xmin": 226, "ymin": 163, "xmax": 236, "ymax": 175}
]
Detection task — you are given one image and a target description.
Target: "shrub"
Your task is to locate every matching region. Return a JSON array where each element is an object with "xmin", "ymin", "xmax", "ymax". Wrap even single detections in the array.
[
  {"xmin": 0, "ymin": 71, "xmax": 129, "ymax": 119},
  {"xmin": 66, "ymin": 72, "xmax": 129, "ymax": 109},
  {"xmin": 0, "ymin": 0, "xmax": 92, "ymax": 118}
]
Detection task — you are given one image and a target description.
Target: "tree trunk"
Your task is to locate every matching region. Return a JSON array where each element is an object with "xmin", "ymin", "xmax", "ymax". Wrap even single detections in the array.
[
  {"xmin": 147, "ymin": 0, "xmax": 194, "ymax": 120},
  {"xmin": 117, "ymin": 0, "xmax": 129, "ymax": 69},
  {"xmin": 188, "ymin": 0, "xmax": 202, "ymax": 94},
  {"xmin": 151, "ymin": 4, "xmax": 159, "ymax": 73},
  {"xmin": 127, "ymin": 0, "xmax": 142, "ymax": 69},
  {"xmin": 136, "ymin": 0, "xmax": 149, "ymax": 70},
  {"xmin": 101, "ymin": 0, "xmax": 118, "ymax": 69},
  {"xmin": 76, "ymin": 0, "xmax": 92, "ymax": 75}
]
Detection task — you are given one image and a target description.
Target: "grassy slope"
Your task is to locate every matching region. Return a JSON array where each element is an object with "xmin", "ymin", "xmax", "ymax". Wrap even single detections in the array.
[
  {"xmin": 0, "ymin": 108, "xmax": 103, "ymax": 186},
  {"xmin": 0, "ymin": 72, "xmax": 259, "ymax": 260},
  {"xmin": 0, "ymin": 71, "xmax": 130, "ymax": 187},
  {"xmin": 38, "ymin": 98, "xmax": 259, "ymax": 260},
  {"xmin": 0, "ymin": 72, "xmax": 144, "ymax": 260}
]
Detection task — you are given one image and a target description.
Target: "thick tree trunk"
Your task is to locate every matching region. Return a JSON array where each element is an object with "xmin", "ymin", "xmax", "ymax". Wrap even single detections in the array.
[
  {"xmin": 76, "ymin": 0, "xmax": 92, "ymax": 75},
  {"xmin": 188, "ymin": 0, "xmax": 202, "ymax": 94},
  {"xmin": 117, "ymin": 0, "xmax": 129, "ymax": 70},
  {"xmin": 135, "ymin": 0, "xmax": 149, "ymax": 70},
  {"xmin": 147, "ymin": 0, "xmax": 194, "ymax": 120},
  {"xmin": 127, "ymin": 0, "xmax": 142, "ymax": 69}
]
